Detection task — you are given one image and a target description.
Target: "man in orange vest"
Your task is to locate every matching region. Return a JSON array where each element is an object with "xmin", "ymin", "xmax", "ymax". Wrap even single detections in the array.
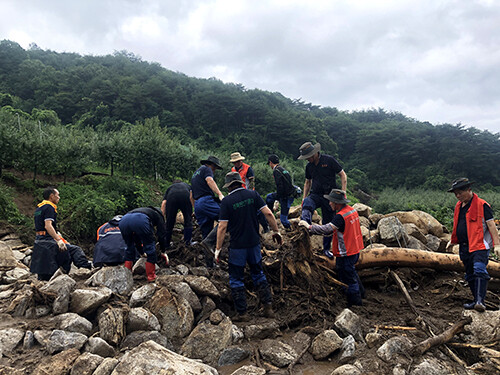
[
  {"xmin": 299, "ymin": 189, "xmax": 364, "ymax": 306},
  {"xmin": 447, "ymin": 178, "xmax": 500, "ymax": 312}
]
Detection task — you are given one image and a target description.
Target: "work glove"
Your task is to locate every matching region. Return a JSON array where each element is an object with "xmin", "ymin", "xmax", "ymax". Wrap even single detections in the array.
[
  {"xmin": 160, "ymin": 252, "xmax": 169, "ymax": 266},
  {"xmin": 273, "ymin": 201, "xmax": 280, "ymax": 212},
  {"xmin": 214, "ymin": 248, "xmax": 221, "ymax": 263},
  {"xmin": 56, "ymin": 239, "xmax": 67, "ymax": 251},
  {"xmin": 218, "ymin": 193, "xmax": 225, "ymax": 201},
  {"xmin": 446, "ymin": 241, "xmax": 454, "ymax": 252},
  {"xmin": 298, "ymin": 220, "xmax": 310, "ymax": 229},
  {"xmin": 272, "ymin": 231, "xmax": 282, "ymax": 245},
  {"xmin": 494, "ymin": 244, "xmax": 500, "ymax": 258}
]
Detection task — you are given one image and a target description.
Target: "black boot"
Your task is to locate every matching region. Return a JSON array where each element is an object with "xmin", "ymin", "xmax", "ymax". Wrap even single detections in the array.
[
  {"xmin": 256, "ymin": 280, "xmax": 273, "ymax": 305},
  {"xmin": 231, "ymin": 287, "xmax": 248, "ymax": 320},
  {"xmin": 474, "ymin": 278, "xmax": 488, "ymax": 312},
  {"xmin": 356, "ymin": 273, "xmax": 366, "ymax": 299},
  {"xmin": 463, "ymin": 279, "xmax": 476, "ymax": 310}
]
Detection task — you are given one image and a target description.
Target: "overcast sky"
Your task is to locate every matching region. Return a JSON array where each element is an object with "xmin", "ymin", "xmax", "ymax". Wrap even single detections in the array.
[{"xmin": 2, "ymin": 0, "xmax": 500, "ymax": 134}]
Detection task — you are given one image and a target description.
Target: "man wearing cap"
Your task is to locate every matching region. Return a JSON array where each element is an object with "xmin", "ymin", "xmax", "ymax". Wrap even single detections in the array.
[
  {"xmin": 299, "ymin": 189, "xmax": 364, "ymax": 306},
  {"xmin": 230, "ymin": 152, "xmax": 255, "ymax": 190},
  {"xmin": 298, "ymin": 141, "xmax": 347, "ymax": 258},
  {"xmin": 30, "ymin": 187, "xmax": 91, "ymax": 281},
  {"xmin": 215, "ymin": 172, "xmax": 282, "ymax": 321},
  {"xmin": 119, "ymin": 206, "xmax": 169, "ymax": 282},
  {"xmin": 161, "ymin": 179, "xmax": 195, "ymax": 248},
  {"xmin": 447, "ymin": 178, "xmax": 500, "ymax": 312},
  {"xmin": 266, "ymin": 154, "xmax": 295, "ymax": 231}
]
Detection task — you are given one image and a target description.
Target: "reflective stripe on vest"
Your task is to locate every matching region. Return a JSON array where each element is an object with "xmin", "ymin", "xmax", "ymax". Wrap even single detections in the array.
[
  {"xmin": 451, "ymin": 193, "xmax": 492, "ymax": 252},
  {"xmin": 331, "ymin": 205, "xmax": 364, "ymax": 257}
]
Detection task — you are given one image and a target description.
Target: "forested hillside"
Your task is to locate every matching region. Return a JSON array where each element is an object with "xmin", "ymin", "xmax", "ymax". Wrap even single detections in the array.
[{"xmin": 1, "ymin": 39, "xmax": 499, "ymax": 192}]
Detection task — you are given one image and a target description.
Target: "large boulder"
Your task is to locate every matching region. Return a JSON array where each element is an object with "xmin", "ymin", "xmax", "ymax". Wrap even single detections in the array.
[
  {"xmin": 334, "ymin": 308, "xmax": 364, "ymax": 342},
  {"xmin": 184, "ymin": 275, "xmax": 220, "ymax": 299},
  {"xmin": 0, "ymin": 328, "xmax": 24, "ymax": 354},
  {"xmin": 120, "ymin": 330, "xmax": 172, "ymax": 351},
  {"xmin": 129, "ymin": 283, "xmax": 157, "ymax": 307},
  {"xmin": 40, "ymin": 274, "xmax": 77, "ymax": 314},
  {"xmin": 70, "ymin": 287, "xmax": 112, "ymax": 315},
  {"xmin": 52, "ymin": 313, "xmax": 93, "ymax": 336},
  {"xmin": 463, "ymin": 310, "xmax": 500, "ymax": 344},
  {"xmin": 84, "ymin": 337, "xmax": 115, "ymax": 357},
  {"xmin": 376, "ymin": 336, "xmax": 413, "ymax": 362},
  {"xmin": 384, "ymin": 211, "xmax": 443, "ymax": 237},
  {"xmin": 45, "ymin": 330, "xmax": 88, "ymax": 354},
  {"xmin": 310, "ymin": 330, "xmax": 343, "ymax": 360},
  {"xmin": 70, "ymin": 352, "xmax": 104, "ymax": 375},
  {"xmin": 98, "ymin": 307, "xmax": 126, "ymax": 346},
  {"xmin": 31, "ymin": 348, "xmax": 80, "ymax": 375},
  {"xmin": 127, "ymin": 307, "xmax": 161, "ymax": 332},
  {"xmin": 352, "ymin": 203, "xmax": 372, "ymax": 218},
  {"xmin": 0, "ymin": 241, "xmax": 18, "ymax": 271},
  {"xmin": 259, "ymin": 339, "xmax": 297, "ymax": 367},
  {"xmin": 92, "ymin": 358, "xmax": 119, "ymax": 375},
  {"xmin": 243, "ymin": 321, "xmax": 280, "ymax": 340},
  {"xmin": 425, "ymin": 234, "xmax": 447, "ymax": 253},
  {"xmin": 109, "ymin": 340, "xmax": 218, "ymax": 374},
  {"xmin": 180, "ymin": 316, "xmax": 233, "ymax": 365},
  {"xmin": 410, "ymin": 357, "xmax": 454, "ymax": 375},
  {"xmin": 3, "ymin": 267, "xmax": 30, "ymax": 283},
  {"xmin": 378, "ymin": 216, "xmax": 408, "ymax": 246},
  {"xmin": 147, "ymin": 287, "xmax": 194, "ymax": 340},
  {"xmin": 170, "ymin": 282, "xmax": 202, "ymax": 313},
  {"xmin": 403, "ymin": 223, "xmax": 427, "ymax": 244},
  {"xmin": 86, "ymin": 266, "xmax": 134, "ymax": 295}
]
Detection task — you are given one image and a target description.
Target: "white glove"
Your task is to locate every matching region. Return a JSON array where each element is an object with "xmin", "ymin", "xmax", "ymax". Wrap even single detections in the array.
[
  {"xmin": 161, "ymin": 253, "xmax": 169, "ymax": 266},
  {"xmin": 273, "ymin": 201, "xmax": 280, "ymax": 212},
  {"xmin": 214, "ymin": 248, "xmax": 221, "ymax": 263},
  {"xmin": 299, "ymin": 220, "xmax": 310, "ymax": 229},
  {"xmin": 446, "ymin": 241, "xmax": 454, "ymax": 252},
  {"xmin": 494, "ymin": 244, "xmax": 500, "ymax": 258},
  {"xmin": 218, "ymin": 193, "xmax": 224, "ymax": 201},
  {"xmin": 56, "ymin": 239, "xmax": 67, "ymax": 251}
]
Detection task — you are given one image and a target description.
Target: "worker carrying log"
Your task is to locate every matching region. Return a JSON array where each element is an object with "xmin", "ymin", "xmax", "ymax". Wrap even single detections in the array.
[
  {"xmin": 446, "ymin": 177, "xmax": 500, "ymax": 312},
  {"xmin": 299, "ymin": 189, "xmax": 364, "ymax": 306}
]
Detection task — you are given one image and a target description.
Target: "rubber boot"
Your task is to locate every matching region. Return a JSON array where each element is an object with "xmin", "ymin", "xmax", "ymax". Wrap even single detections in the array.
[
  {"xmin": 124, "ymin": 261, "xmax": 133, "ymax": 270},
  {"xmin": 183, "ymin": 227, "xmax": 193, "ymax": 246},
  {"xmin": 256, "ymin": 280, "xmax": 273, "ymax": 316},
  {"xmin": 474, "ymin": 278, "xmax": 488, "ymax": 312},
  {"xmin": 463, "ymin": 279, "xmax": 476, "ymax": 310},
  {"xmin": 346, "ymin": 284, "xmax": 363, "ymax": 307},
  {"xmin": 145, "ymin": 261, "xmax": 157, "ymax": 282},
  {"xmin": 231, "ymin": 286, "xmax": 248, "ymax": 320}
]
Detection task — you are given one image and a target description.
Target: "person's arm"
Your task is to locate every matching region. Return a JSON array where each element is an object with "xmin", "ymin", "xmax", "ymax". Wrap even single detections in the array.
[
  {"xmin": 261, "ymin": 206, "xmax": 279, "ymax": 232},
  {"xmin": 248, "ymin": 176, "xmax": 255, "ymax": 190},
  {"xmin": 338, "ymin": 170, "xmax": 347, "ymax": 192},
  {"xmin": 486, "ymin": 220, "xmax": 500, "ymax": 246},
  {"xmin": 215, "ymin": 220, "xmax": 228, "ymax": 262},
  {"xmin": 303, "ymin": 179, "xmax": 312, "ymax": 200},
  {"xmin": 189, "ymin": 190, "xmax": 195, "ymax": 208},
  {"xmin": 161, "ymin": 199, "xmax": 167, "ymax": 219},
  {"xmin": 45, "ymin": 220, "xmax": 66, "ymax": 251},
  {"xmin": 206, "ymin": 177, "xmax": 224, "ymax": 200}
]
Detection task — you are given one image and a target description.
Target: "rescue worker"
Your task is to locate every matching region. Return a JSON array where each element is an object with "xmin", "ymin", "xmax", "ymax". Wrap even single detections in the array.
[
  {"xmin": 191, "ymin": 156, "xmax": 224, "ymax": 267},
  {"xmin": 215, "ymin": 172, "xmax": 282, "ymax": 321},
  {"xmin": 161, "ymin": 180, "xmax": 195, "ymax": 247},
  {"xmin": 298, "ymin": 141, "xmax": 347, "ymax": 258},
  {"xmin": 30, "ymin": 187, "xmax": 91, "ymax": 281},
  {"xmin": 266, "ymin": 154, "xmax": 296, "ymax": 231},
  {"xmin": 230, "ymin": 151, "xmax": 269, "ymax": 232},
  {"xmin": 446, "ymin": 178, "xmax": 500, "ymax": 312},
  {"xmin": 93, "ymin": 215, "xmax": 127, "ymax": 267},
  {"xmin": 299, "ymin": 189, "xmax": 364, "ymax": 306},
  {"xmin": 119, "ymin": 206, "xmax": 168, "ymax": 282}
]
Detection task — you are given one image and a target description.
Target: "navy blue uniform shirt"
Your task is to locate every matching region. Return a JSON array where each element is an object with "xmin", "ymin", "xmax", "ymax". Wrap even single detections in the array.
[
  {"xmin": 191, "ymin": 165, "xmax": 214, "ymax": 200},
  {"xmin": 34, "ymin": 204, "xmax": 57, "ymax": 232},
  {"xmin": 219, "ymin": 188, "xmax": 266, "ymax": 249},
  {"xmin": 305, "ymin": 154, "xmax": 343, "ymax": 195},
  {"xmin": 163, "ymin": 182, "xmax": 191, "ymax": 201}
]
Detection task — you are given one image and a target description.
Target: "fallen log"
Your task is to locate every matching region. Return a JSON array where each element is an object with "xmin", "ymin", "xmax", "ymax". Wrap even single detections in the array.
[{"xmin": 318, "ymin": 248, "xmax": 500, "ymax": 278}]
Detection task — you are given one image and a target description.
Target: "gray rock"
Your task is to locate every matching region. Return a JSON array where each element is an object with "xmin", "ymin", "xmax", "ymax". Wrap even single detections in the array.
[
  {"xmin": 33, "ymin": 330, "xmax": 52, "ymax": 347},
  {"xmin": 353, "ymin": 203, "xmax": 372, "ymax": 218},
  {"xmin": 243, "ymin": 321, "xmax": 280, "ymax": 340},
  {"xmin": 0, "ymin": 328, "xmax": 24, "ymax": 353},
  {"xmin": 403, "ymin": 223, "xmax": 428, "ymax": 244},
  {"xmin": 127, "ymin": 307, "xmax": 161, "ymax": 332},
  {"xmin": 310, "ymin": 330, "xmax": 343, "ymax": 360},
  {"xmin": 0, "ymin": 241, "xmax": 18, "ymax": 271},
  {"xmin": 376, "ymin": 336, "xmax": 413, "ymax": 362},
  {"xmin": 98, "ymin": 307, "xmax": 125, "ymax": 346},
  {"xmin": 334, "ymin": 308, "xmax": 364, "ymax": 342},
  {"xmin": 406, "ymin": 236, "xmax": 427, "ymax": 251},
  {"xmin": 87, "ymin": 266, "xmax": 134, "ymax": 295},
  {"xmin": 231, "ymin": 324, "xmax": 244, "ymax": 344},
  {"xmin": 9, "ymin": 286, "xmax": 33, "ymax": 317},
  {"xmin": 291, "ymin": 331, "xmax": 312, "ymax": 358},
  {"xmin": 110, "ymin": 340, "xmax": 218, "ymax": 374},
  {"xmin": 209, "ymin": 309, "xmax": 226, "ymax": 324},
  {"xmin": 68, "ymin": 267, "xmax": 92, "ymax": 280},
  {"xmin": 332, "ymin": 364, "xmax": 362, "ymax": 375},
  {"xmin": 35, "ymin": 305, "xmax": 51, "ymax": 318},
  {"xmin": 365, "ymin": 332, "xmax": 383, "ymax": 348},
  {"xmin": 170, "ymin": 282, "xmax": 202, "ymax": 313},
  {"xmin": 339, "ymin": 335, "xmax": 356, "ymax": 364},
  {"xmin": 200, "ymin": 295, "xmax": 217, "ymax": 318},
  {"xmin": 129, "ymin": 283, "xmax": 156, "ymax": 307},
  {"xmin": 52, "ymin": 313, "xmax": 93, "ymax": 336},
  {"xmin": 378, "ymin": 216, "xmax": 409, "ymax": 245},
  {"xmin": 120, "ymin": 330, "xmax": 173, "ymax": 351},
  {"xmin": 70, "ymin": 287, "xmax": 112, "ymax": 315},
  {"xmin": 40, "ymin": 274, "xmax": 76, "ymax": 314},
  {"xmin": 175, "ymin": 264, "xmax": 189, "ymax": 275},
  {"xmin": 218, "ymin": 346, "xmax": 251, "ymax": 366},
  {"xmin": 147, "ymin": 287, "xmax": 194, "ymax": 340},
  {"xmin": 410, "ymin": 357, "xmax": 453, "ymax": 375},
  {"xmin": 3, "ymin": 267, "xmax": 30, "ymax": 283},
  {"xmin": 259, "ymin": 339, "xmax": 297, "ymax": 367},
  {"xmin": 393, "ymin": 363, "xmax": 407, "ymax": 375},
  {"xmin": 358, "ymin": 216, "xmax": 371, "ymax": 229},
  {"xmin": 463, "ymin": 310, "xmax": 500, "ymax": 343},
  {"xmin": 184, "ymin": 275, "xmax": 220, "ymax": 298},
  {"xmin": 23, "ymin": 330, "xmax": 35, "ymax": 349},
  {"xmin": 229, "ymin": 365, "xmax": 266, "ymax": 375},
  {"xmin": 425, "ymin": 234, "xmax": 447, "ymax": 253},
  {"xmin": 70, "ymin": 352, "xmax": 104, "ymax": 375},
  {"xmin": 92, "ymin": 358, "xmax": 119, "ymax": 375},
  {"xmin": 180, "ymin": 317, "xmax": 233, "ymax": 365},
  {"xmin": 190, "ymin": 266, "xmax": 210, "ymax": 277},
  {"xmin": 46, "ymin": 329, "xmax": 88, "ymax": 354},
  {"xmin": 31, "ymin": 348, "xmax": 81, "ymax": 375},
  {"xmin": 11, "ymin": 249, "xmax": 26, "ymax": 261},
  {"xmin": 84, "ymin": 337, "xmax": 115, "ymax": 357}
]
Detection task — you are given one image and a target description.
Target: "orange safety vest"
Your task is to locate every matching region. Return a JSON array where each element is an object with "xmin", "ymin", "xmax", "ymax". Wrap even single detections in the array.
[
  {"xmin": 331, "ymin": 205, "xmax": 364, "ymax": 257},
  {"xmin": 231, "ymin": 162, "xmax": 253, "ymax": 190},
  {"xmin": 451, "ymin": 193, "xmax": 493, "ymax": 252}
]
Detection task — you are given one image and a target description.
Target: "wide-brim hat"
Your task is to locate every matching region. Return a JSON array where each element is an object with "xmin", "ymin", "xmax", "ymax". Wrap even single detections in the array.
[
  {"xmin": 447, "ymin": 177, "xmax": 473, "ymax": 192},
  {"xmin": 323, "ymin": 189, "xmax": 350, "ymax": 204},
  {"xmin": 297, "ymin": 142, "xmax": 321, "ymax": 160},
  {"xmin": 230, "ymin": 152, "xmax": 245, "ymax": 163},
  {"xmin": 223, "ymin": 171, "xmax": 244, "ymax": 189},
  {"xmin": 200, "ymin": 156, "xmax": 222, "ymax": 170}
]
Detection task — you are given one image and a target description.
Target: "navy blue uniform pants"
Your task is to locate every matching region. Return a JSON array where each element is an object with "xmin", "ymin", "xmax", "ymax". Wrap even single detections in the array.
[
  {"xmin": 194, "ymin": 196, "xmax": 220, "ymax": 239},
  {"xmin": 119, "ymin": 212, "xmax": 157, "ymax": 264},
  {"xmin": 301, "ymin": 193, "xmax": 334, "ymax": 251},
  {"xmin": 165, "ymin": 195, "xmax": 193, "ymax": 245},
  {"xmin": 266, "ymin": 193, "xmax": 294, "ymax": 229}
]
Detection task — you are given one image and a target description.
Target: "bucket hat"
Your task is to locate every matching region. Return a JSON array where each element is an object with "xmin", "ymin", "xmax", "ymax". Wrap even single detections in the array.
[
  {"xmin": 297, "ymin": 142, "xmax": 321, "ymax": 160},
  {"xmin": 200, "ymin": 156, "xmax": 222, "ymax": 170},
  {"xmin": 223, "ymin": 172, "xmax": 244, "ymax": 189},
  {"xmin": 229, "ymin": 152, "xmax": 245, "ymax": 163},
  {"xmin": 447, "ymin": 177, "xmax": 473, "ymax": 192},
  {"xmin": 323, "ymin": 189, "xmax": 350, "ymax": 204}
]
